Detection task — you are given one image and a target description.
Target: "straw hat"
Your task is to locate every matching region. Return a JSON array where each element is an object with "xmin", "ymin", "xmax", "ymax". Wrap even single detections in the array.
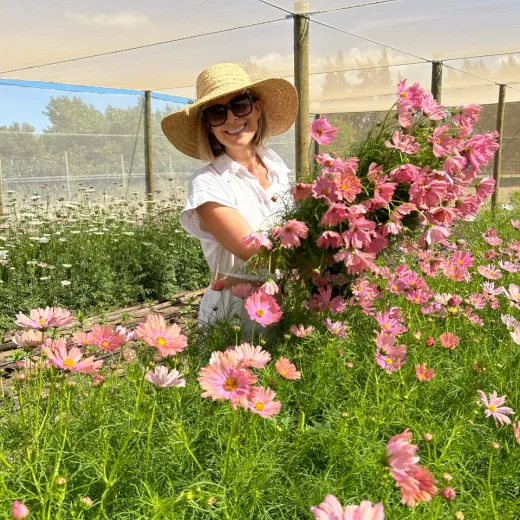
[{"xmin": 161, "ymin": 62, "xmax": 298, "ymax": 159}]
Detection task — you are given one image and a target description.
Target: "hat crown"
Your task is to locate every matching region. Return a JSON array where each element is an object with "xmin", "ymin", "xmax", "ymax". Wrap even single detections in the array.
[{"xmin": 196, "ymin": 63, "xmax": 251, "ymax": 100}]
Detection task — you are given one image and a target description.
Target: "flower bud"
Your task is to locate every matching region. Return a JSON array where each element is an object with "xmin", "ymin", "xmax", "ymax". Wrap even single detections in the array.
[
  {"xmin": 454, "ymin": 512, "xmax": 464, "ymax": 520},
  {"xmin": 11, "ymin": 500, "xmax": 29, "ymax": 519},
  {"xmin": 441, "ymin": 487, "xmax": 456, "ymax": 501},
  {"xmin": 442, "ymin": 472, "xmax": 452, "ymax": 482},
  {"xmin": 423, "ymin": 433, "xmax": 433, "ymax": 442},
  {"xmin": 79, "ymin": 497, "xmax": 93, "ymax": 510}
]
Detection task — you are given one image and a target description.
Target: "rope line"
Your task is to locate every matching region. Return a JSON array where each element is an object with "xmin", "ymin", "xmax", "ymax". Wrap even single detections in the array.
[{"xmin": 0, "ymin": 18, "xmax": 286, "ymax": 75}]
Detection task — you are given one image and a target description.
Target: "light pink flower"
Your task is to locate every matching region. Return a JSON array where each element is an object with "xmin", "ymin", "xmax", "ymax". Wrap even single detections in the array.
[
  {"xmin": 276, "ymin": 220, "xmax": 308, "ymax": 248},
  {"xmin": 397, "ymin": 79, "xmax": 424, "ymax": 108},
  {"xmin": 420, "ymin": 92, "xmax": 446, "ymax": 120},
  {"xmin": 453, "ymin": 104, "xmax": 482, "ymax": 136},
  {"xmin": 321, "ymin": 203, "xmax": 349, "ymax": 227},
  {"xmin": 231, "ymin": 283, "xmax": 255, "ymax": 299},
  {"xmin": 310, "ymin": 116, "xmax": 339, "ymax": 145},
  {"xmin": 475, "ymin": 177, "xmax": 495, "ymax": 202},
  {"xmin": 198, "ymin": 351, "xmax": 257, "ymax": 409},
  {"xmin": 415, "ymin": 364, "xmax": 435, "ymax": 381},
  {"xmin": 333, "ymin": 171, "xmax": 362, "ymax": 203},
  {"xmin": 71, "ymin": 331, "xmax": 91, "ymax": 346},
  {"xmin": 145, "ymin": 365, "xmax": 186, "ymax": 389},
  {"xmin": 290, "ymin": 324, "xmax": 315, "ymax": 338},
  {"xmin": 312, "ymin": 173, "xmax": 338, "ymax": 203},
  {"xmin": 333, "ymin": 249, "xmax": 377, "ymax": 275},
  {"xmin": 511, "ymin": 327, "xmax": 520, "ymax": 345},
  {"xmin": 11, "ymin": 500, "xmax": 30, "ymax": 519},
  {"xmin": 317, "ymin": 231, "xmax": 343, "ymax": 249},
  {"xmin": 441, "ymin": 487, "xmax": 456, "ymax": 501},
  {"xmin": 12, "ymin": 329, "xmax": 46, "ymax": 349},
  {"xmin": 88, "ymin": 325, "xmax": 126, "ymax": 352},
  {"xmin": 275, "ymin": 357, "xmax": 301, "ymax": 380},
  {"xmin": 513, "ymin": 421, "xmax": 520, "ymax": 444},
  {"xmin": 15, "ymin": 306, "xmax": 73, "ymax": 330},
  {"xmin": 261, "ymin": 279, "xmax": 279, "ymax": 296},
  {"xmin": 376, "ymin": 348, "xmax": 407, "ymax": 373},
  {"xmin": 439, "ymin": 332, "xmax": 460, "ymax": 349},
  {"xmin": 511, "ymin": 219, "xmax": 520, "ymax": 230},
  {"xmin": 390, "ymin": 164, "xmax": 420, "ymax": 183},
  {"xmin": 248, "ymin": 387, "xmax": 281, "ymax": 418},
  {"xmin": 498, "ymin": 261, "xmax": 519, "ymax": 274},
  {"xmin": 398, "ymin": 102, "xmax": 414, "ymax": 129},
  {"xmin": 42, "ymin": 338, "xmax": 103, "ymax": 375},
  {"xmin": 291, "ymin": 182, "xmax": 313, "ymax": 201},
  {"xmin": 477, "ymin": 390, "xmax": 515, "ymax": 427},
  {"xmin": 428, "ymin": 125, "xmax": 452, "ymax": 157},
  {"xmin": 310, "ymin": 494, "xmax": 385, "ymax": 520},
  {"xmin": 135, "ymin": 314, "xmax": 188, "ymax": 357},
  {"xmin": 477, "ymin": 265, "xmax": 502, "ymax": 280},
  {"xmin": 245, "ymin": 292, "xmax": 283, "ymax": 326},
  {"xmin": 324, "ymin": 318, "xmax": 348, "ymax": 337},
  {"xmin": 385, "ymin": 130, "xmax": 419, "ymax": 154},
  {"xmin": 233, "ymin": 342, "xmax": 271, "ymax": 368},
  {"xmin": 242, "ymin": 231, "xmax": 272, "ymax": 252}
]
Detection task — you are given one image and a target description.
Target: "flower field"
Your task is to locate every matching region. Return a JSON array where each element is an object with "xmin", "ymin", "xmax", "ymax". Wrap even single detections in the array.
[{"xmin": 2, "ymin": 83, "xmax": 520, "ymax": 519}]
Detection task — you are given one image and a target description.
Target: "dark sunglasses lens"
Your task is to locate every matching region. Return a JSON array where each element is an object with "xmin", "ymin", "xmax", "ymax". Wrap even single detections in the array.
[
  {"xmin": 204, "ymin": 106, "xmax": 227, "ymax": 126},
  {"xmin": 230, "ymin": 95, "xmax": 253, "ymax": 116}
]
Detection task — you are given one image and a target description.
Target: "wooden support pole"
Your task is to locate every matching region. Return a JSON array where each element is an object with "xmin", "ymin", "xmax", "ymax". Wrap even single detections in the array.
[
  {"xmin": 491, "ymin": 84, "xmax": 507, "ymax": 209},
  {"xmin": 294, "ymin": 12, "xmax": 310, "ymax": 180},
  {"xmin": 431, "ymin": 61, "xmax": 443, "ymax": 104},
  {"xmin": 144, "ymin": 91, "xmax": 154, "ymax": 201}
]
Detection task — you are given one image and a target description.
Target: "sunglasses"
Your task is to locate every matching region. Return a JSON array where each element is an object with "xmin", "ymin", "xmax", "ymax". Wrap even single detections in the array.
[{"xmin": 202, "ymin": 92, "xmax": 257, "ymax": 127}]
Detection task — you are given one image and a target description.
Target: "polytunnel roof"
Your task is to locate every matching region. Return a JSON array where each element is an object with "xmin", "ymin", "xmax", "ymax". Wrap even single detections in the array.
[{"xmin": 1, "ymin": 0, "xmax": 520, "ymax": 111}]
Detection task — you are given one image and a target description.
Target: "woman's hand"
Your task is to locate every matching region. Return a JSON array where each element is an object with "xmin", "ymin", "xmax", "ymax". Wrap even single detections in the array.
[{"xmin": 195, "ymin": 202, "xmax": 259, "ymax": 261}]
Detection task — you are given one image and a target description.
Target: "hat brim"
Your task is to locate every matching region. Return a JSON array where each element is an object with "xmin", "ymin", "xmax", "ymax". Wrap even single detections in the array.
[{"xmin": 161, "ymin": 77, "xmax": 298, "ymax": 160}]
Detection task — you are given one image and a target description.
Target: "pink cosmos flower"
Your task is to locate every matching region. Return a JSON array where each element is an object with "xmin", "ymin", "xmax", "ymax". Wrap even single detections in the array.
[
  {"xmin": 375, "ymin": 310, "xmax": 407, "ymax": 335},
  {"xmin": 15, "ymin": 306, "xmax": 73, "ymax": 330},
  {"xmin": 88, "ymin": 325, "xmax": 126, "ymax": 352},
  {"xmin": 439, "ymin": 332, "xmax": 460, "ymax": 349},
  {"xmin": 317, "ymin": 231, "xmax": 343, "ymax": 249},
  {"xmin": 290, "ymin": 324, "xmax": 315, "ymax": 338},
  {"xmin": 501, "ymin": 314, "xmax": 519, "ymax": 330},
  {"xmin": 453, "ymin": 104, "xmax": 482, "ymax": 136},
  {"xmin": 428, "ymin": 125, "xmax": 452, "ymax": 158},
  {"xmin": 261, "ymin": 279, "xmax": 279, "ymax": 296},
  {"xmin": 275, "ymin": 220, "xmax": 308, "ymax": 248},
  {"xmin": 310, "ymin": 116, "xmax": 339, "ymax": 145},
  {"xmin": 464, "ymin": 132, "xmax": 499, "ymax": 172},
  {"xmin": 312, "ymin": 173, "xmax": 338, "ymax": 203},
  {"xmin": 443, "ymin": 154, "xmax": 467, "ymax": 175},
  {"xmin": 511, "ymin": 327, "xmax": 520, "ymax": 346},
  {"xmin": 477, "ymin": 265, "xmax": 502, "ymax": 280},
  {"xmin": 42, "ymin": 338, "xmax": 103, "ymax": 375},
  {"xmin": 233, "ymin": 342, "xmax": 271, "ymax": 368},
  {"xmin": 390, "ymin": 163, "xmax": 420, "ymax": 183},
  {"xmin": 397, "ymin": 79, "xmax": 424, "ymax": 108},
  {"xmin": 275, "ymin": 357, "xmax": 301, "ymax": 380},
  {"xmin": 324, "ymin": 318, "xmax": 348, "ymax": 337},
  {"xmin": 291, "ymin": 182, "xmax": 313, "ymax": 201},
  {"xmin": 415, "ymin": 364, "xmax": 435, "ymax": 381},
  {"xmin": 333, "ymin": 171, "xmax": 362, "ymax": 203},
  {"xmin": 12, "ymin": 329, "xmax": 46, "ymax": 349},
  {"xmin": 71, "ymin": 331, "xmax": 91, "ymax": 346},
  {"xmin": 483, "ymin": 227, "xmax": 502, "ymax": 246},
  {"xmin": 245, "ymin": 291, "xmax": 283, "ymax": 326},
  {"xmin": 11, "ymin": 500, "xmax": 30, "ymax": 519},
  {"xmin": 115, "ymin": 325, "xmax": 136, "ymax": 343},
  {"xmin": 342, "ymin": 218, "xmax": 375, "ymax": 250},
  {"xmin": 310, "ymin": 495, "xmax": 385, "ymax": 520},
  {"xmin": 248, "ymin": 387, "xmax": 281, "ymax": 418},
  {"xmin": 321, "ymin": 203, "xmax": 349, "ymax": 227},
  {"xmin": 135, "ymin": 314, "xmax": 188, "ymax": 357},
  {"xmin": 513, "ymin": 421, "xmax": 520, "ymax": 444},
  {"xmin": 420, "ymin": 92, "xmax": 447, "ymax": 120},
  {"xmin": 231, "ymin": 283, "xmax": 255, "ymax": 299},
  {"xmin": 477, "ymin": 390, "xmax": 515, "ymax": 427},
  {"xmin": 398, "ymin": 102, "xmax": 414, "ymax": 128},
  {"xmin": 385, "ymin": 130, "xmax": 419, "ymax": 154},
  {"xmin": 452, "ymin": 250, "xmax": 474, "ymax": 269},
  {"xmin": 145, "ymin": 365, "xmax": 186, "ymax": 389},
  {"xmin": 333, "ymin": 249, "xmax": 377, "ymax": 275},
  {"xmin": 307, "ymin": 285, "xmax": 345, "ymax": 313},
  {"xmin": 198, "ymin": 351, "xmax": 257, "ymax": 409},
  {"xmin": 511, "ymin": 219, "xmax": 520, "ymax": 230},
  {"xmin": 376, "ymin": 348, "xmax": 407, "ymax": 373},
  {"xmin": 498, "ymin": 261, "xmax": 519, "ymax": 274},
  {"xmin": 242, "ymin": 231, "xmax": 272, "ymax": 251}
]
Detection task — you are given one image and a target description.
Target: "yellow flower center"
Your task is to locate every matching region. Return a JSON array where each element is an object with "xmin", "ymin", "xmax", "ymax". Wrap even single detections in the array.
[
  {"xmin": 458, "ymin": 259, "xmax": 464, "ymax": 265},
  {"xmin": 101, "ymin": 340, "xmax": 109, "ymax": 348},
  {"xmin": 156, "ymin": 337, "xmax": 167, "ymax": 347},
  {"xmin": 255, "ymin": 402, "xmax": 265, "ymax": 411},
  {"xmin": 385, "ymin": 357, "xmax": 393, "ymax": 366},
  {"xmin": 414, "ymin": 297, "xmax": 420, "ymax": 303},
  {"xmin": 224, "ymin": 377, "xmax": 239, "ymax": 391},
  {"xmin": 256, "ymin": 309, "xmax": 265, "ymax": 318},
  {"xmin": 63, "ymin": 358, "xmax": 76, "ymax": 368},
  {"xmin": 489, "ymin": 404, "xmax": 497, "ymax": 412},
  {"xmin": 449, "ymin": 307, "xmax": 458, "ymax": 314},
  {"xmin": 38, "ymin": 318, "xmax": 46, "ymax": 325},
  {"xmin": 436, "ymin": 138, "xmax": 441, "ymax": 144},
  {"xmin": 392, "ymin": 285, "xmax": 398, "ymax": 291},
  {"xmin": 383, "ymin": 323, "xmax": 389, "ymax": 329},
  {"xmin": 281, "ymin": 369, "xmax": 287, "ymax": 375},
  {"xmin": 400, "ymin": 92, "xmax": 409, "ymax": 98},
  {"xmin": 325, "ymin": 160, "xmax": 333, "ymax": 167}
]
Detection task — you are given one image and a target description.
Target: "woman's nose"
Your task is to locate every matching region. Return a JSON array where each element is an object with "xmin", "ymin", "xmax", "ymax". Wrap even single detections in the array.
[{"xmin": 226, "ymin": 108, "xmax": 238, "ymax": 124}]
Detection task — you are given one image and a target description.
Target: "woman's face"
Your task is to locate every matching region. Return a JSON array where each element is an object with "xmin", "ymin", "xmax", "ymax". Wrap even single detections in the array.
[{"xmin": 206, "ymin": 91, "xmax": 263, "ymax": 153}]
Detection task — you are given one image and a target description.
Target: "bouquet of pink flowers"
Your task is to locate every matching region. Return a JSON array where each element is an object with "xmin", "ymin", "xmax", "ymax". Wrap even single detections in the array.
[{"xmin": 245, "ymin": 79, "xmax": 499, "ymax": 300}]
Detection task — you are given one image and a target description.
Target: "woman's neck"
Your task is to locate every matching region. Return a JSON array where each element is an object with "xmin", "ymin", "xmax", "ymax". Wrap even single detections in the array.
[{"xmin": 226, "ymin": 146, "xmax": 258, "ymax": 172}]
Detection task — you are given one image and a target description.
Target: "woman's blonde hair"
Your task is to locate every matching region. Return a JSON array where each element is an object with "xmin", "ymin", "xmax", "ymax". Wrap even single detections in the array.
[{"xmin": 196, "ymin": 91, "xmax": 269, "ymax": 163}]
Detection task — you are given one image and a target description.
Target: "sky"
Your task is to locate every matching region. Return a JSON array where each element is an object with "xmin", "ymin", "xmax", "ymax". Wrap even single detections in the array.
[{"xmin": 0, "ymin": 79, "xmax": 188, "ymax": 133}]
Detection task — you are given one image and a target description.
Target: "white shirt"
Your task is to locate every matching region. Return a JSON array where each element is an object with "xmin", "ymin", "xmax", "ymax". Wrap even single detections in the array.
[{"xmin": 180, "ymin": 147, "xmax": 291, "ymax": 326}]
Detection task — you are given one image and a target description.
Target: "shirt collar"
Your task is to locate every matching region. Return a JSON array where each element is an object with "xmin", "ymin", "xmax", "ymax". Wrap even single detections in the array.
[{"xmin": 212, "ymin": 147, "xmax": 290, "ymax": 182}]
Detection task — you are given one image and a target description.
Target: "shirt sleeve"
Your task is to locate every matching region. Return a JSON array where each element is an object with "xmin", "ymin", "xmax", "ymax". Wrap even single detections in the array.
[{"xmin": 180, "ymin": 168, "xmax": 238, "ymax": 242}]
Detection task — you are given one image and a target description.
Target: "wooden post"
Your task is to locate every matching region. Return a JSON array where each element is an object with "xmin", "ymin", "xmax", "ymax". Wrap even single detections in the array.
[
  {"xmin": 294, "ymin": 9, "xmax": 310, "ymax": 180},
  {"xmin": 491, "ymin": 84, "xmax": 506, "ymax": 209},
  {"xmin": 120, "ymin": 153, "xmax": 126, "ymax": 194},
  {"xmin": 431, "ymin": 61, "xmax": 443, "ymax": 104},
  {"xmin": 64, "ymin": 151, "xmax": 71, "ymax": 201},
  {"xmin": 144, "ymin": 91, "xmax": 154, "ymax": 201}
]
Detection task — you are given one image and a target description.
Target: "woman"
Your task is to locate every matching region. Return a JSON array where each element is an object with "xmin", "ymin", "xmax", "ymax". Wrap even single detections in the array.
[{"xmin": 161, "ymin": 62, "xmax": 298, "ymax": 326}]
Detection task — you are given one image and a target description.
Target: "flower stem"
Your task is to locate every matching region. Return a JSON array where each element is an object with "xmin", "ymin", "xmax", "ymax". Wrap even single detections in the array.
[
  {"xmin": 488, "ymin": 453, "xmax": 498, "ymax": 520},
  {"xmin": 222, "ymin": 411, "xmax": 237, "ymax": 483}
]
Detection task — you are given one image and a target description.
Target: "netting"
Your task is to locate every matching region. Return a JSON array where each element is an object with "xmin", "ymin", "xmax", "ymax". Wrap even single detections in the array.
[{"xmin": 1, "ymin": 0, "xmax": 520, "ymax": 203}]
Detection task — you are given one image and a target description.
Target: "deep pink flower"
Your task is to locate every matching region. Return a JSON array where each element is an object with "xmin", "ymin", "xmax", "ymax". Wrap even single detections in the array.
[
  {"xmin": 291, "ymin": 182, "xmax": 313, "ymax": 201},
  {"xmin": 333, "ymin": 171, "xmax": 362, "ymax": 203},
  {"xmin": 232, "ymin": 342, "xmax": 271, "ymax": 368},
  {"xmin": 390, "ymin": 164, "xmax": 420, "ymax": 183},
  {"xmin": 428, "ymin": 125, "xmax": 452, "ymax": 157},
  {"xmin": 135, "ymin": 314, "xmax": 188, "ymax": 357},
  {"xmin": 198, "ymin": 351, "xmax": 257, "ymax": 409},
  {"xmin": 396, "ymin": 79, "xmax": 424, "ymax": 108},
  {"xmin": 88, "ymin": 325, "xmax": 126, "ymax": 352},
  {"xmin": 248, "ymin": 387, "xmax": 281, "ymax": 418},
  {"xmin": 375, "ymin": 310, "xmax": 407, "ymax": 335},
  {"xmin": 475, "ymin": 177, "xmax": 495, "ymax": 202},
  {"xmin": 310, "ymin": 116, "xmax": 339, "ymax": 145},
  {"xmin": 333, "ymin": 249, "xmax": 377, "ymax": 275},
  {"xmin": 15, "ymin": 306, "xmax": 73, "ymax": 330},
  {"xmin": 321, "ymin": 203, "xmax": 349, "ymax": 227},
  {"xmin": 443, "ymin": 155, "xmax": 467, "ymax": 175},
  {"xmin": 276, "ymin": 220, "xmax": 308, "ymax": 248},
  {"xmin": 342, "ymin": 218, "xmax": 376, "ymax": 250},
  {"xmin": 477, "ymin": 390, "xmax": 515, "ymax": 427},
  {"xmin": 42, "ymin": 338, "xmax": 103, "ymax": 375},
  {"xmin": 376, "ymin": 345, "xmax": 407, "ymax": 372},
  {"xmin": 276, "ymin": 357, "xmax": 301, "ymax": 380},
  {"xmin": 385, "ymin": 130, "xmax": 419, "ymax": 154},
  {"xmin": 290, "ymin": 324, "xmax": 315, "ymax": 338},
  {"xmin": 439, "ymin": 332, "xmax": 460, "ymax": 349},
  {"xmin": 11, "ymin": 500, "xmax": 30, "ymax": 519},
  {"xmin": 310, "ymin": 495, "xmax": 385, "ymax": 520},
  {"xmin": 452, "ymin": 251, "xmax": 474, "ymax": 269},
  {"xmin": 464, "ymin": 132, "xmax": 499, "ymax": 172},
  {"xmin": 420, "ymin": 92, "xmax": 446, "ymax": 120},
  {"xmin": 244, "ymin": 291, "xmax": 283, "ymax": 326},
  {"xmin": 145, "ymin": 366, "xmax": 186, "ymax": 389},
  {"xmin": 242, "ymin": 231, "xmax": 272, "ymax": 251},
  {"xmin": 415, "ymin": 364, "xmax": 435, "ymax": 381},
  {"xmin": 312, "ymin": 173, "xmax": 338, "ymax": 203},
  {"xmin": 308, "ymin": 285, "xmax": 345, "ymax": 313}
]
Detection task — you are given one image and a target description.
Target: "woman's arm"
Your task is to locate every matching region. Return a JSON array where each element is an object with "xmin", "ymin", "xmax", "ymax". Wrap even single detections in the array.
[{"xmin": 195, "ymin": 202, "xmax": 259, "ymax": 262}]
